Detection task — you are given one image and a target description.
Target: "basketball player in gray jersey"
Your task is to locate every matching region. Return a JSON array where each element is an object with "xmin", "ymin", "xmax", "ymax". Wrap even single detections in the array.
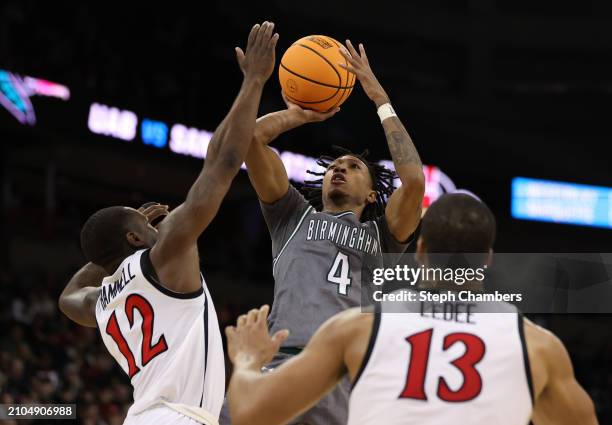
[{"xmin": 220, "ymin": 40, "xmax": 425, "ymax": 425}]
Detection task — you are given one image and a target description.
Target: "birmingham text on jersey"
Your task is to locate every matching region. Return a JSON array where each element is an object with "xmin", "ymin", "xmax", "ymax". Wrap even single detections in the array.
[
  {"xmin": 305, "ymin": 217, "xmax": 380, "ymax": 256},
  {"xmin": 100, "ymin": 263, "xmax": 136, "ymax": 309}
]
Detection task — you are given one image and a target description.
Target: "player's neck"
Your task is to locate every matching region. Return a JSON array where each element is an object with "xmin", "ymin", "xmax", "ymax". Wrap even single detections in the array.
[
  {"xmin": 322, "ymin": 200, "xmax": 364, "ymax": 219},
  {"xmin": 102, "ymin": 248, "xmax": 137, "ymax": 275},
  {"xmin": 102, "ymin": 259, "xmax": 123, "ymax": 275}
]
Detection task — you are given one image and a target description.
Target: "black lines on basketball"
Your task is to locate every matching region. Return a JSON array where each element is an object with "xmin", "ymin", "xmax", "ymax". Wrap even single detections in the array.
[
  {"xmin": 296, "ymin": 43, "xmax": 342, "ymax": 87},
  {"xmin": 278, "ymin": 35, "xmax": 356, "ymax": 112},
  {"xmin": 326, "ymin": 37, "xmax": 353, "ymax": 111}
]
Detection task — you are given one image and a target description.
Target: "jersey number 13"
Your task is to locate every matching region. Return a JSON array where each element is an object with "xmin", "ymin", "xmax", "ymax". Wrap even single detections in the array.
[{"xmin": 399, "ymin": 328, "xmax": 486, "ymax": 402}]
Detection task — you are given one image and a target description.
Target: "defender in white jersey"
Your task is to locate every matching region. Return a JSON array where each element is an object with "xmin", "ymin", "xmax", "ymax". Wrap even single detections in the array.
[
  {"xmin": 224, "ymin": 193, "xmax": 598, "ymax": 425},
  {"xmin": 95, "ymin": 248, "xmax": 225, "ymax": 420},
  {"xmin": 59, "ymin": 21, "xmax": 280, "ymax": 425}
]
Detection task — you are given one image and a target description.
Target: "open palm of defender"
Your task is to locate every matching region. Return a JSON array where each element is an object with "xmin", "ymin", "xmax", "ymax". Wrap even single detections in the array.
[
  {"xmin": 235, "ymin": 22, "xmax": 279, "ymax": 80},
  {"xmin": 226, "ymin": 305, "xmax": 289, "ymax": 368}
]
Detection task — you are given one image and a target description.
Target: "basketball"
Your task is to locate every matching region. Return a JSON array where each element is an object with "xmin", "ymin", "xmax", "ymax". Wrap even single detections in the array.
[{"xmin": 279, "ymin": 35, "xmax": 355, "ymax": 112}]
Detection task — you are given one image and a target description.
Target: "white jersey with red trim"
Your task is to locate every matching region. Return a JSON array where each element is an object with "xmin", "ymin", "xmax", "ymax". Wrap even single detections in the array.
[
  {"xmin": 348, "ymin": 298, "xmax": 533, "ymax": 425},
  {"xmin": 95, "ymin": 249, "xmax": 225, "ymax": 420}
]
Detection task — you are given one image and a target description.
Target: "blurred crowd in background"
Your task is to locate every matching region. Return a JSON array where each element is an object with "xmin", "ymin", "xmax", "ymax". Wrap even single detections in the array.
[{"xmin": 0, "ymin": 264, "xmax": 254, "ymax": 425}]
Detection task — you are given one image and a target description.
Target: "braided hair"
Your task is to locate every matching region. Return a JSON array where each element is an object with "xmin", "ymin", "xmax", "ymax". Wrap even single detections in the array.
[{"xmin": 301, "ymin": 146, "xmax": 396, "ymax": 222}]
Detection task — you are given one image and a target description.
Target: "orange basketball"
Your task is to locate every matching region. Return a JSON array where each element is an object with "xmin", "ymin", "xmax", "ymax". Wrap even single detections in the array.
[{"xmin": 279, "ymin": 35, "xmax": 355, "ymax": 112}]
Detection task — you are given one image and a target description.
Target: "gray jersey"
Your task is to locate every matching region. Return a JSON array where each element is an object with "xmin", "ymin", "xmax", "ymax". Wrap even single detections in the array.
[{"xmin": 262, "ymin": 185, "xmax": 410, "ymax": 347}]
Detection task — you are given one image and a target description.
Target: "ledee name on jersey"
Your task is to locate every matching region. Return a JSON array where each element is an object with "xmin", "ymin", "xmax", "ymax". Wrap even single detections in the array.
[
  {"xmin": 420, "ymin": 301, "xmax": 477, "ymax": 324},
  {"xmin": 305, "ymin": 217, "xmax": 380, "ymax": 256},
  {"xmin": 99, "ymin": 263, "xmax": 136, "ymax": 310}
]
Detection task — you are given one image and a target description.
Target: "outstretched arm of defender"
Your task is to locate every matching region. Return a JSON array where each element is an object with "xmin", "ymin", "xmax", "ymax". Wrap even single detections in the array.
[
  {"xmin": 340, "ymin": 41, "xmax": 425, "ymax": 242},
  {"xmin": 226, "ymin": 306, "xmax": 350, "ymax": 425},
  {"xmin": 527, "ymin": 321, "xmax": 599, "ymax": 425},
  {"xmin": 246, "ymin": 95, "xmax": 338, "ymax": 203},
  {"xmin": 150, "ymin": 22, "xmax": 278, "ymax": 292}
]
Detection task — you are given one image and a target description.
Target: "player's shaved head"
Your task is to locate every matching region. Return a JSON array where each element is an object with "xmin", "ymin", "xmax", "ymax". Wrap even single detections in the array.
[
  {"xmin": 80, "ymin": 206, "xmax": 152, "ymax": 267},
  {"xmin": 420, "ymin": 193, "xmax": 496, "ymax": 253}
]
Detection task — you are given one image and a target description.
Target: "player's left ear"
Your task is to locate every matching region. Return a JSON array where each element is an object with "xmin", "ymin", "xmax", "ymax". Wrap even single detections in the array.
[
  {"xmin": 125, "ymin": 231, "xmax": 147, "ymax": 248},
  {"xmin": 366, "ymin": 190, "xmax": 376, "ymax": 204}
]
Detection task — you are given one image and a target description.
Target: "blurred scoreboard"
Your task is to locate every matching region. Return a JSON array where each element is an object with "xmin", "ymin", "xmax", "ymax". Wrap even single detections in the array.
[
  {"xmin": 86, "ymin": 102, "xmax": 458, "ymax": 204},
  {"xmin": 512, "ymin": 177, "xmax": 612, "ymax": 229}
]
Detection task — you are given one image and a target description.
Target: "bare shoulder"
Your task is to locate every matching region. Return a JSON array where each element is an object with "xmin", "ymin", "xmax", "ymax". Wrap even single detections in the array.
[
  {"xmin": 308, "ymin": 307, "xmax": 374, "ymax": 354},
  {"xmin": 524, "ymin": 318, "xmax": 567, "ymax": 360},
  {"xmin": 525, "ymin": 319, "xmax": 599, "ymax": 424},
  {"xmin": 322, "ymin": 307, "xmax": 376, "ymax": 381},
  {"xmin": 333, "ymin": 306, "xmax": 374, "ymax": 322},
  {"xmin": 523, "ymin": 317, "xmax": 574, "ymax": 398},
  {"xmin": 324, "ymin": 307, "xmax": 374, "ymax": 336}
]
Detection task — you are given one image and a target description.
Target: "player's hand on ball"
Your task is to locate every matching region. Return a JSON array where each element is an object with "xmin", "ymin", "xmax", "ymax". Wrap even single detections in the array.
[
  {"xmin": 282, "ymin": 92, "xmax": 340, "ymax": 124},
  {"xmin": 339, "ymin": 40, "xmax": 390, "ymax": 107},
  {"xmin": 235, "ymin": 21, "xmax": 279, "ymax": 84},
  {"xmin": 225, "ymin": 305, "xmax": 289, "ymax": 368}
]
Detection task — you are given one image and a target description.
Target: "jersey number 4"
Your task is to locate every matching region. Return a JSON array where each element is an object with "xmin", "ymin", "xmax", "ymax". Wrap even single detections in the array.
[
  {"xmin": 105, "ymin": 294, "xmax": 168, "ymax": 378},
  {"xmin": 327, "ymin": 251, "xmax": 352, "ymax": 295},
  {"xmin": 399, "ymin": 329, "xmax": 485, "ymax": 402}
]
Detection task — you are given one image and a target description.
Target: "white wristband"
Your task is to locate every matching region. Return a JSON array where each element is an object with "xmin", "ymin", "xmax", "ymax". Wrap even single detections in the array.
[{"xmin": 377, "ymin": 103, "xmax": 397, "ymax": 122}]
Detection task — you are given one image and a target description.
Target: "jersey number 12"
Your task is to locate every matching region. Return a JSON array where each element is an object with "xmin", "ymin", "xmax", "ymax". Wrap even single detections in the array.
[
  {"xmin": 105, "ymin": 294, "xmax": 168, "ymax": 378},
  {"xmin": 327, "ymin": 251, "xmax": 352, "ymax": 295}
]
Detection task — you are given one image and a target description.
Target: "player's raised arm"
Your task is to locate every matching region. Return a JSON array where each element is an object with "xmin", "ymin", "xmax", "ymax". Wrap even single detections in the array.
[
  {"xmin": 340, "ymin": 41, "xmax": 425, "ymax": 242},
  {"xmin": 527, "ymin": 321, "xmax": 599, "ymax": 425},
  {"xmin": 226, "ymin": 306, "xmax": 361, "ymax": 425},
  {"xmin": 150, "ymin": 22, "xmax": 278, "ymax": 293},
  {"xmin": 245, "ymin": 95, "xmax": 338, "ymax": 203}
]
